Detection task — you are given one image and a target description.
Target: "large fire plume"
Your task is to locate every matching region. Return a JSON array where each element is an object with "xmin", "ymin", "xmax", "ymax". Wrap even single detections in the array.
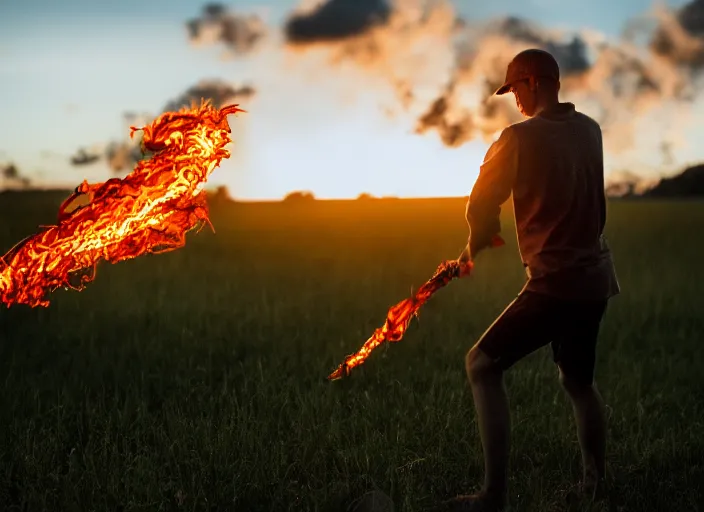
[{"xmin": 0, "ymin": 102, "xmax": 243, "ymax": 308}]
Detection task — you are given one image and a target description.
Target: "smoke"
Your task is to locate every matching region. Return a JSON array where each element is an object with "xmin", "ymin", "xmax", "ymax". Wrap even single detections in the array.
[
  {"xmin": 71, "ymin": 80, "xmax": 255, "ymax": 173},
  {"xmin": 187, "ymin": 3, "xmax": 267, "ymax": 55}
]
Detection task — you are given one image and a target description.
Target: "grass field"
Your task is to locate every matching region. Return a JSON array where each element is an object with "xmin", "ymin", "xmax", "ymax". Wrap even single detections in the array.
[{"xmin": 1, "ymin": 191, "xmax": 703, "ymax": 512}]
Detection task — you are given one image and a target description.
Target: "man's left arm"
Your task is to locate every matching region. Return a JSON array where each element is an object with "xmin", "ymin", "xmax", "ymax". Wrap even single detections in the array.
[{"xmin": 464, "ymin": 127, "xmax": 519, "ymax": 258}]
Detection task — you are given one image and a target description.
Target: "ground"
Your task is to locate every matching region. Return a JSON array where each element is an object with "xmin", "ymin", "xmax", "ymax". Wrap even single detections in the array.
[{"xmin": 0, "ymin": 191, "xmax": 703, "ymax": 511}]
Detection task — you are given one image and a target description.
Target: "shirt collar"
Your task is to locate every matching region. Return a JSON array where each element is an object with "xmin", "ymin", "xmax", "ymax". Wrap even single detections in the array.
[{"xmin": 537, "ymin": 102, "xmax": 576, "ymax": 120}]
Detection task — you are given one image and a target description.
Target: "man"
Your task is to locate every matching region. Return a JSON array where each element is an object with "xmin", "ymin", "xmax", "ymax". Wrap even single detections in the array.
[{"xmin": 447, "ymin": 49, "xmax": 620, "ymax": 511}]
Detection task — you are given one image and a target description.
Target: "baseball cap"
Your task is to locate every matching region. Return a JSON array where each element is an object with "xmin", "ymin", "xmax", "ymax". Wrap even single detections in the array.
[{"xmin": 494, "ymin": 48, "xmax": 560, "ymax": 95}]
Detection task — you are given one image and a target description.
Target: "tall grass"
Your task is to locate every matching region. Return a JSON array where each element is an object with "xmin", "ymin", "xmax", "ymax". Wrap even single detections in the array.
[{"xmin": 1, "ymin": 192, "xmax": 702, "ymax": 511}]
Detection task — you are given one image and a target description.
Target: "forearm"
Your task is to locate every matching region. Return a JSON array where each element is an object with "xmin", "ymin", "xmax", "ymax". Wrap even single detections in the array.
[{"xmin": 466, "ymin": 199, "xmax": 501, "ymax": 253}]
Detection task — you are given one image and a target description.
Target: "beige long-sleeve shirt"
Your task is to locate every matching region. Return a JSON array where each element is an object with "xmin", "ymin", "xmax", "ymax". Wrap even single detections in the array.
[{"xmin": 466, "ymin": 102, "xmax": 620, "ymax": 300}]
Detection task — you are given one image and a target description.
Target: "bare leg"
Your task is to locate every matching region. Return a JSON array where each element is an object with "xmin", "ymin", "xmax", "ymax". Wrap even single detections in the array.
[
  {"xmin": 444, "ymin": 346, "xmax": 509, "ymax": 511},
  {"xmin": 559, "ymin": 368, "xmax": 607, "ymax": 497}
]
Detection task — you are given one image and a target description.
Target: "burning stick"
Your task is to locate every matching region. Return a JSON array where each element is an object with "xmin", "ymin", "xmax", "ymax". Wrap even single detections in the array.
[
  {"xmin": 327, "ymin": 259, "xmax": 470, "ymax": 381},
  {"xmin": 0, "ymin": 102, "xmax": 244, "ymax": 307},
  {"xmin": 327, "ymin": 236, "xmax": 504, "ymax": 381}
]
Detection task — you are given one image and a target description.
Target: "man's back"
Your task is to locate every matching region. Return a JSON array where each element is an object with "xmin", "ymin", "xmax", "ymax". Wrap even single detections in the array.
[{"xmin": 508, "ymin": 103, "xmax": 619, "ymax": 299}]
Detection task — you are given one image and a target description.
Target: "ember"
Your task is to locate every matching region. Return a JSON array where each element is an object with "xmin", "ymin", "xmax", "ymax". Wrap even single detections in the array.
[{"xmin": 0, "ymin": 102, "xmax": 244, "ymax": 307}]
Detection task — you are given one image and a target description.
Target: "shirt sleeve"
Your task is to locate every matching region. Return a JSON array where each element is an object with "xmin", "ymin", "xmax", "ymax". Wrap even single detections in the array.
[{"xmin": 465, "ymin": 126, "xmax": 519, "ymax": 253}]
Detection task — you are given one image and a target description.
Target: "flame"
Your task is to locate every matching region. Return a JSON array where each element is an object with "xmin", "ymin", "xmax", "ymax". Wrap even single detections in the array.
[
  {"xmin": 327, "ymin": 258, "xmax": 470, "ymax": 380},
  {"xmin": 328, "ymin": 235, "xmax": 505, "ymax": 380},
  {"xmin": 0, "ymin": 101, "xmax": 244, "ymax": 308}
]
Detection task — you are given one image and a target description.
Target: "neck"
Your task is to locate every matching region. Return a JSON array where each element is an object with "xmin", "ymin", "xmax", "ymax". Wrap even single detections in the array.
[{"xmin": 534, "ymin": 95, "xmax": 560, "ymax": 116}]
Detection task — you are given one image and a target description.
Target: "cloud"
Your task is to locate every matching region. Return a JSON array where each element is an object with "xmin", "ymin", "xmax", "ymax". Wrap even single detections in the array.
[
  {"xmin": 274, "ymin": 2, "xmax": 602, "ymax": 143},
  {"xmin": 70, "ymin": 149, "xmax": 102, "ymax": 166},
  {"xmin": 650, "ymin": 0, "xmax": 704, "ymax": 69},
  {"xmin": 162, "ymin": 81, "xmax": 254, "ymax": 113},
  {"xmin": 284, "ymin": 0, "xmax": 392, "ymax": 44},
  {"xmin": 412, "ymin": 16, "xmax": 598, "ymax": 144},
  {"xmin": 604, "ymin": 169, "xmax": 659, "ymax": 197},
  {"xmin": 187, "ymin": 3, "xmax": 267, "ymax": 55},
  {"xmin": 415, "ymin": 93, "xmax": 473, "ymax": 147},
  {"xmin": 264, "ymin": 0, "xmax": 704, "ymax": 156},
  {"xmin": 71, "ymin": 80, "xmax": 255, "ymax": 173},
  {"xmin": 64, "ymin": 0, "xmax": 704, "ymax": 193},
  {"xmin": 0, "ymin": 162, "xmax": 31, "ymax": 189},
  {"xmin": 64, "ymin": 103, "xmax": 80, "ymax": 115}
]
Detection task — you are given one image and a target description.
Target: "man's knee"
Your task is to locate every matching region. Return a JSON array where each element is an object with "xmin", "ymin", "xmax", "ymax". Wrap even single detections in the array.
[
  {"xmin": 465, "ymin": 345, "xmax": 501, "ymax": 385},
  {"xmin": 558, "ymin": 366, "xmax": 593, "ymax": 396}
]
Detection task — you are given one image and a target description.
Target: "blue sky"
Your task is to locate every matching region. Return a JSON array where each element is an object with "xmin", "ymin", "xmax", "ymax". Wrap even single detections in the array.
[{"xmin": 0, "ymin": 0, "xmax": 695, "ymax": 199}]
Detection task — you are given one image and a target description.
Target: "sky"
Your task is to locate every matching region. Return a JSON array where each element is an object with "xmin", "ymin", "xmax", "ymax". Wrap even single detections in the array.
[{"xmin": 0, "ymin": 0, "xmax": 698, "ymax": 199}]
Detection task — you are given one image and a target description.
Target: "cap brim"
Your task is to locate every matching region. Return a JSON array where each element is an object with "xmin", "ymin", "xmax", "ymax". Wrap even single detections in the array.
[{"xmin": 495, "ymin": 83, "xmax": 511, "ymax": 95}]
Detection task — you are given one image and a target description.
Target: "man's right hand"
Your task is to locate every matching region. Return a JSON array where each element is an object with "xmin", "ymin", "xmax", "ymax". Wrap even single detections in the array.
[
  {"xmin": 470, "ymin": 234, "xmax": 507, "ymax": 258},
  {"xmin": 457, "ymin": 245, "xmax": 473, "ymax": 277},
  {"xmin": 457, "ymin": 235, "xmax": 505, "ymax": 277}
]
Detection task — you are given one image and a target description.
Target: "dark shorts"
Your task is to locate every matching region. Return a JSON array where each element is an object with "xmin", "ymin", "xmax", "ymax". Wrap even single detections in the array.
[{"xmin": 476, "ymin": 290, "xmax": 608, "ymax": 386}]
